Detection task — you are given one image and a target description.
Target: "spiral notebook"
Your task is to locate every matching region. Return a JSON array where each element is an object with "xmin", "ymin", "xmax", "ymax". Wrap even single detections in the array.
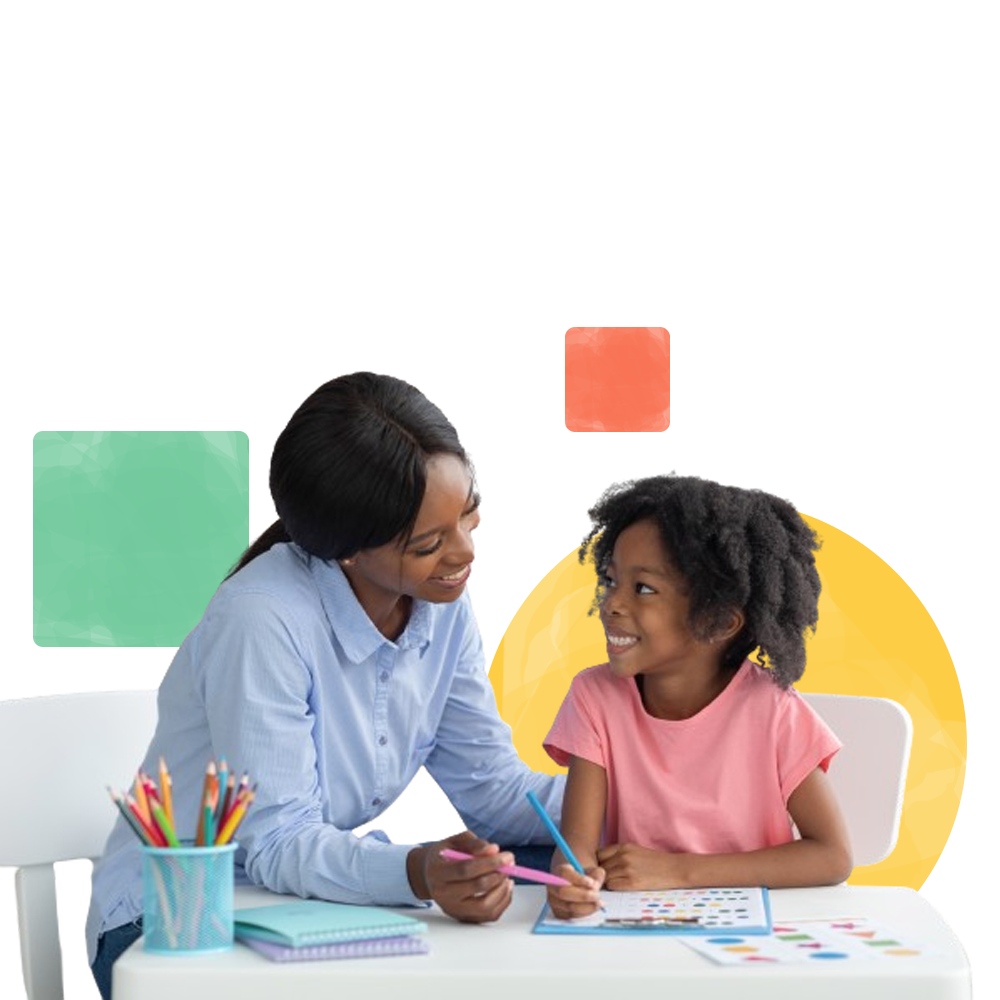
[
  {"xmin": 240, "ymin": 934, "xmax": 430, "ymax": 962},
  {"xmin": 234, "ymin": 901, "xmax": 428, "ymax": 948}
]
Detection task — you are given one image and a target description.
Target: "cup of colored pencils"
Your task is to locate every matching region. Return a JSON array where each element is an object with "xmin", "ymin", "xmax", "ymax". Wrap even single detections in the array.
[{"xmin": 108, "ymin": 757, "xmax": 256, "ymax": 954}]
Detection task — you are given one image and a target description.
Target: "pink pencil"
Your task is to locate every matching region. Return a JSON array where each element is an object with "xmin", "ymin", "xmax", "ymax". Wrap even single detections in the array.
[{"xmin": 440, "ymin": 849, "xmax": 571, "ymax": 887}]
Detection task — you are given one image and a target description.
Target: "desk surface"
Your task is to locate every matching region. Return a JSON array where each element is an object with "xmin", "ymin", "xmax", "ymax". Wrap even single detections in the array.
[{"xmin": 114, "ymin": 884, "xmax": 970, "ymax": 1000}]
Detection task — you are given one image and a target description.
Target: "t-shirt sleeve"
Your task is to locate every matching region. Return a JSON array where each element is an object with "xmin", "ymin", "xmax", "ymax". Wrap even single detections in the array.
[
  {"xmin": 776, "ymin": 689, "xmax": 843, "ymax": 803},
  {"xmin": 543, "ymin": 670, "xmax": 607, "ymax": 769}
]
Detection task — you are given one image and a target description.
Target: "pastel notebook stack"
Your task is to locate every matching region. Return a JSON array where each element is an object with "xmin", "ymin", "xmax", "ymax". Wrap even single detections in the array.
[{"xmin": 234, "ymin": 900, "xmax": 429, "ymax": 962}]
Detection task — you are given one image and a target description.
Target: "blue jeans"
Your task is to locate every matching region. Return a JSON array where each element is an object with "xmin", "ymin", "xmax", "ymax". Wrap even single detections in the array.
[
  {"xmin": 89, "ymin": 846, "xmax": 552, "ymax": 998},
  {"xmin": 501, "ymin": 843, "xmax": 554, "ymax": 881},
  {"xmin": 91, "ymin": 918, "xmax": 143, "ymax": 1000}
]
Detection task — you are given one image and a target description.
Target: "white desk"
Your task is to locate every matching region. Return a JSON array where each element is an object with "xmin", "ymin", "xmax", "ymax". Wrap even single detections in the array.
[{"xmin": 114, "ymin": 884, "xmax": 970, "ymax": 1000}]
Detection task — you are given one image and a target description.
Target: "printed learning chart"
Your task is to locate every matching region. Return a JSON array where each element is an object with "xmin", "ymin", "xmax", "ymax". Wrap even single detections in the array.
[
  {"xmin": 683, "ymin": 916, "xmax": 936, "ymax": 965},
  {"xmin": 534, "ymin": 887, "xmax": 772, "ymax": 935}
]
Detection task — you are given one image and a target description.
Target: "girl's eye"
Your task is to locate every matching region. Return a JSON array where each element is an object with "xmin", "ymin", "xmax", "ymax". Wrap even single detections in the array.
[
  {"xmin": 601, "ymin": 574, "xmax": 617, "ymax": 589},
  {"xmin": 636, "ymin": 582, "xmax": 655, "ymax": 595}
]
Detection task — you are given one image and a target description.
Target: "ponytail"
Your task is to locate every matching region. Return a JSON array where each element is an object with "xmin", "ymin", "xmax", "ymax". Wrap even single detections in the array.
[{"xmin": 226, "ymin": 518, "xmax": 291, "ymax": 580}]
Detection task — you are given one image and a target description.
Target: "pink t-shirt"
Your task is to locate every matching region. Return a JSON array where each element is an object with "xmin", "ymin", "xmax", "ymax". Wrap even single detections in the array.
[{"xmin": 543, "ymin": 660, "xmax": 841, "ymax": 854}]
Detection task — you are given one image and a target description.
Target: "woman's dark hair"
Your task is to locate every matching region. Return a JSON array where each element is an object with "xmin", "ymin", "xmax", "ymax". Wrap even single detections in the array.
[
  {"xmin": 580, "ymin": 474, "xmax": 821, "ymax": 688},
  {"xmin": 228, "ymin": 373, "xmax": 470, "ymax": 576}
]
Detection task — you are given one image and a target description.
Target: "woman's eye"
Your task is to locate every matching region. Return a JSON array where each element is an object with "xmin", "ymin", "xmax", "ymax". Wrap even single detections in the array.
[{"xmin": 412, "ymin": 539, "xmax": 443, "ymax": 557}]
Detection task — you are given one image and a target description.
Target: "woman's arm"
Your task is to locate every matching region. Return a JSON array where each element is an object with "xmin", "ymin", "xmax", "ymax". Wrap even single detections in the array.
[
  {"xmin": 546, "ymin": 756, "xmax": 607, "ymax": 918},
  {"xmin": 598, "ymin": 767, "xmax": 853, "ymax": 890}
]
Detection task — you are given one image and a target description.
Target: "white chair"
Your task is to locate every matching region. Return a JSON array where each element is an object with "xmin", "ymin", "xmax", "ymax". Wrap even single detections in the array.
[
  {"xmin": 0, "ymin": 691, "xmax": 158, "ymax": 1000},
  {"xmin": 802, "ymin": 693, "xmax": 913, "ymax": 867}
]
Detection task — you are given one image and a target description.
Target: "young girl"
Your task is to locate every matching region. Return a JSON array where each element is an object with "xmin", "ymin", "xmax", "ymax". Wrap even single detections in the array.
[{"xmin": 544, "ymin": 474, "xmax": 852, "ymax": 919}]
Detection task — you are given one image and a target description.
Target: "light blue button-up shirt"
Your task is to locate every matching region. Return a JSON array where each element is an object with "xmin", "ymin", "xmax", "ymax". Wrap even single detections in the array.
[{"xmin": 86, "ymin": 543, "xmax": 564, "ymax": 962}]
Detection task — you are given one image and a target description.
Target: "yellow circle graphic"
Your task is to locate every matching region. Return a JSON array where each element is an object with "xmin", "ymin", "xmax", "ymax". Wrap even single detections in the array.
[{"xmin": 489, "ymin": 515, "xmax": 965, "ymax": 889}]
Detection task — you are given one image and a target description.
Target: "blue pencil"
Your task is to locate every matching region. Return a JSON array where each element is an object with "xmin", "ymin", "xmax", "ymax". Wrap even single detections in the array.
[{"xmin": 525, "ymin": 790, "xmax": 586, "ymax": 875}]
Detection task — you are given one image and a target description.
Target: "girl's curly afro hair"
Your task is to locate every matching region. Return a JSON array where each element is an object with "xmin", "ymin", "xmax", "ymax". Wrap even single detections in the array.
[{"xmin": 580, "ymin": 474, "xmax": 821, "ymax": 688}]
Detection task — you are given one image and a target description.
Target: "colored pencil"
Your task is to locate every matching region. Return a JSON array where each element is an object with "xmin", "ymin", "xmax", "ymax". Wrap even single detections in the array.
[
  {"xmin": 215, "ymin": 789, "xmax": 254, "ymax": 845},
  {"xmin": 526, "ymin": 790, "xmax": 585, "ymax": 875},
  {"xmin": 151, "ymin": 800, "xmax": 181, "ymax": 848},
  {"xmin": 216, "ymin": 759, "xmax": 228, "ymax": 825},
  {"xmin": 159, "ymin": 756, "xmax": 174, "ymax": 828},
  {"xmin": 132, "ymin": 773, "xmax": 152, "ymax": 827},
  {"xmin": 108, "ymin": 787, "xmax": 155, "ymax": 845},
  {"xmin": 218, "ymin": 772, "xmax": 236, "ymax": 827},
  {"xmin": 203, "ymin": 803, "xmax": 216, "ymax": 848},
  {"xmin": 194, "ymin": 760, "xmax": 217, "ymax": 847},
  {"xmin": 126, "ymin": 793, "xmax": 168, "ymax": 847}
]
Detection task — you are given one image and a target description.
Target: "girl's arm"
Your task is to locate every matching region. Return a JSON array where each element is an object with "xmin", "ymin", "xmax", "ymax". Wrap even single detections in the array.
[
  {"xmin": 547, "ymin": 756, "xmax": 608, "ymax": 918},
  {"xmin": 598, "ymin": 767, "xmax": 853, "ymax": 890}
]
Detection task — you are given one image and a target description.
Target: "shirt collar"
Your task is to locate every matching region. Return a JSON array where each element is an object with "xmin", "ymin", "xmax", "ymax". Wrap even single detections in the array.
[{"xmin": 304, "ymin": 546, "xmax": 433, "ymax": 662}]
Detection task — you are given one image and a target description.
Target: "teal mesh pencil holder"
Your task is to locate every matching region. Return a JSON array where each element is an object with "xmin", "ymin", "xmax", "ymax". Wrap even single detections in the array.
[{"xmin": 141, "ymin": 842, "xmax": 237, "ymax": 954}]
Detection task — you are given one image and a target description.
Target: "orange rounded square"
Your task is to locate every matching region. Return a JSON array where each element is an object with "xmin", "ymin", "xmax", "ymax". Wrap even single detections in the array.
[{"xmin": 565, "ymin": 327, "xmax": 670, "ymax": 432}]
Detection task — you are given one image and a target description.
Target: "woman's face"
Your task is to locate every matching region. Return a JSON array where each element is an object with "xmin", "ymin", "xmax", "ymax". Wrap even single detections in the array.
[{"xmin": 342, "ymin": 453, "xmax": 480, "ymax": 617}]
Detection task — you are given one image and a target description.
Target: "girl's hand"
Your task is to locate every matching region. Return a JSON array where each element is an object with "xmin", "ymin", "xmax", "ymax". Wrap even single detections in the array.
[
  {"xmin": 408, "ymin": 830, "xmax": 514, "ymax": 923},
  {"xmin": 546, "ymin": 863, "xmax": 606, "ymax": 920},
  {"xmin": 597, "ymin": 843, "xmax": 685, "ymax": 891}
]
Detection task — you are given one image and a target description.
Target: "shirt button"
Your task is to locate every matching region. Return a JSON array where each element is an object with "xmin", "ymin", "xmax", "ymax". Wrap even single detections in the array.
[
  {"xmin": 378, "ymin": 735, "xmax": 388, "ymax": 746},
  {"xmin": 380, "ymin": 671, "xmax": 389, "ymax": 682},
  {"xmin": 371, "ymin": 797, "xmax": 381, "ymax": 807}
]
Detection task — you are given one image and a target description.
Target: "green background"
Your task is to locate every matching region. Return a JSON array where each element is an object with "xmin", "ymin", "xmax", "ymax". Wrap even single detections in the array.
[{"xmin": 0, "ymin": 317, "xmax": 983, "ymax": 1000}]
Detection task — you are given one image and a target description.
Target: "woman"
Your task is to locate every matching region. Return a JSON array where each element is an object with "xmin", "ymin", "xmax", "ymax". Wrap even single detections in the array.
[{"xmin": 87, "ymin": 372, "xmax": 563, "ymax": 998}]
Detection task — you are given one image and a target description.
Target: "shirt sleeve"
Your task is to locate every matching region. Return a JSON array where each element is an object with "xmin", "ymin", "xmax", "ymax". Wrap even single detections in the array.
[
  {"xmin": 423, "ymin": 600, "xmax": 565, "ymax": 844},
  {"xmin": 196, "ymin": 591, "xmax": 424, "ymax": 907},
  {"xmin": 776, "ymin": 688, "xmax": 843, "ymax": 803},
  {"xmin": 543, "ymin": 670, "xmax": 607, "ymax": 770}
]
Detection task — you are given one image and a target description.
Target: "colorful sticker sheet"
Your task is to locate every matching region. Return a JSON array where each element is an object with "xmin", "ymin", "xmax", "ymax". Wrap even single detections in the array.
[{"xmin": 683, "ymin": 916, "xmax": 935, "ymax": 965}]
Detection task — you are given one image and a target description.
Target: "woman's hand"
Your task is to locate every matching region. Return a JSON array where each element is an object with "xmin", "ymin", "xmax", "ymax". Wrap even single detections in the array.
[
  {"xmin": 407, "ymin": 830, "xmax": 514, "ymax": 923},
  {"xmin": 546, "ymin": 863, "xmax": 605, "ymax": 920},
  {"xmin": 597, "ymin": 843, "xmax": 686, "ymax": 890}
]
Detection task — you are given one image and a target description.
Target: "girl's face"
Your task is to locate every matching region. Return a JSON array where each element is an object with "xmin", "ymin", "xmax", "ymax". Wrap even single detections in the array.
[
  {"xmin": 343, "ymin": 453, "xmax": 480, "ymax": 617},
  {"xmin": 598, "ymin": 518, "xmax": 717, "ymax": 680}
]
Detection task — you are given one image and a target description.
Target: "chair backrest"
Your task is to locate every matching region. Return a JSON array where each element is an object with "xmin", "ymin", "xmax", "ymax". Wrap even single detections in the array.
[
  {"xmin": 801, "ymin": 692, "xmax": 912, "ymax": 868},
  {"xmin": 0, "ymin": 691, "xmax": 157, "ymax": 1000}
]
